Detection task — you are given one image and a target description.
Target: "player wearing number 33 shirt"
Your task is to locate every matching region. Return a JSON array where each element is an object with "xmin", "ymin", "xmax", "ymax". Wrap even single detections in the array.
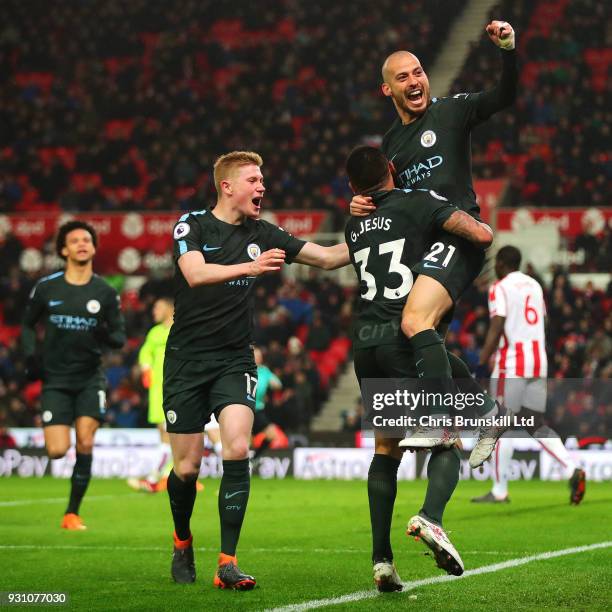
[{"xmin": 344, "ymin": 146, "xmax": 492, "ymax": 364}]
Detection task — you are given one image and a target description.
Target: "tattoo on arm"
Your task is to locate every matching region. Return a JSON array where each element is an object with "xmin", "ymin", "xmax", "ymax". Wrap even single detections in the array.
[{"xmin": 443, "ymin": 211, "xmax": 486, "ymax": 242}]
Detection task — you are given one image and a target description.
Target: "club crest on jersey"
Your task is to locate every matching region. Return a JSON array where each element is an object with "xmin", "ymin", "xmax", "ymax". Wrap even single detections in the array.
[
  {"xmin": 86, "ymin": 299, "xmax": 101, "ymax": 314},
  {"xmin": 166, "ymin": 410, "xmax": 177, "ymax": 424},
  {"xmin": 420, "ymin": 130, "xmax": 436, "ymax": 148},
  {"xmin": 173, "ymin": 222, "xmax": 190, "ymax": 239},
  {"xmin": 247, "ymin": 243, "xmax": 261, "ymax": 260},
  {"xmin": 42, "ymin": 410, "xmax": 52, "ymax": 423}
]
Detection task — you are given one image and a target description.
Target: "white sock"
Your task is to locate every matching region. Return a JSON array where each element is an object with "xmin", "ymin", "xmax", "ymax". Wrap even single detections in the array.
[
  {"xmin": 534, "ymin": 427, "xmax": 575, "ymax": 479},
  {"xmin": 149, "ymin": 442, "xmax": 172, "ymax": 481},
  {"xmin": 491, "ymin": 436, "xmax": 513, "ymax": 499}
]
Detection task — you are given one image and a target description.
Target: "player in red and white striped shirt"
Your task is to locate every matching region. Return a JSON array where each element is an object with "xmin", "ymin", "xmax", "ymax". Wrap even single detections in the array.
[{"xmin": 472, "ymin": 246, "xmax": 586, "ymax": 505}]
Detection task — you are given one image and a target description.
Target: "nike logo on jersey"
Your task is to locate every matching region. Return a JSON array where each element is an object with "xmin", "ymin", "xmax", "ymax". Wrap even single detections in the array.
[
  {"xmin": 48, "ymin": 300, "xmax": 63, "ymax": 307},
  {"xmin": 224, "ymin": 490, "xmax": 248, "ymax": 499},
  {"xmin": 423, "ymin": 262, "xmax": 443, "ymax": 270},
  {"xmin": 202, "ymin": 244, "xmax": 222, "ymax": 252}
]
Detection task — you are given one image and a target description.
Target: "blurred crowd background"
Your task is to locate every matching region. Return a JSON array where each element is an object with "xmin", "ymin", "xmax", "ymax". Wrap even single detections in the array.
[
  {"xmin": 0, "ymin": 0, "xmax": 610, "ymax": 441},
  {"xmin": 1, "ymin": 0, "xmax": 608, "ymax": 219},
  {"xmin": 1, "ymin": 263, "xmax": 609, "ymax": 440}
]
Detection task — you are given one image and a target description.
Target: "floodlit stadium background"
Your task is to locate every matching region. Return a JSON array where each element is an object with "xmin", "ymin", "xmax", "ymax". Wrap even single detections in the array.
[{"xmin": 0, "ymin": 0, "xmax": 609, "ymax": 481}]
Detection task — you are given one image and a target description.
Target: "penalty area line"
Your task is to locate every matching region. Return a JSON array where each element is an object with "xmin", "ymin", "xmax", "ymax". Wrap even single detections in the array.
[{"xmin": 266, "ymin": 541, "xmax": 612, "ymax": 612}]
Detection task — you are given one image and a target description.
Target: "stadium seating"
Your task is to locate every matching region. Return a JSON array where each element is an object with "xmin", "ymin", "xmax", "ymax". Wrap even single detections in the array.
[
  {"xmin": 452, "ymin": 0, "xmax": 609, "ymax": 208},
  {"xmin": 1, "ymin": 0, "xmax": 462, "ymax": 217}
]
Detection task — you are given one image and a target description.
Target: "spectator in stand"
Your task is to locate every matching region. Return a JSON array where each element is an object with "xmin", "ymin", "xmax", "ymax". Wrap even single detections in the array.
[
  {"xmin": 0, "ymin": 412, "xmax": 18, "ymax": 448},
  {"xmin": 341, "ymin": 397, "xmax": 364, "ymax": 432},
  {"xmin": 305, "ymin": 311, "xmax": 332, "ymax": 352},
  {"xmin": 2, "ymin": 0, "xmax": 461, "ymax": 225}
]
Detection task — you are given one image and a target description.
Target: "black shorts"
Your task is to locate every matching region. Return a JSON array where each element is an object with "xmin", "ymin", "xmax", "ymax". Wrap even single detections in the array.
[
  {"xmin": 41, "ymin": 382, "xmax": 106, "ymax": 427},
  {"xmin": 252, "ymin": 410, "xmax": 271, "ymax": 435},
  {"xmin": 353, "ymin": 342, "xmax": 418, "ymax": 384},
  {"xmin": 163, "ymin": 353, "xmax": 257, "ymax": 434},
  {"xmin": 412, "ymin": 232, "xmax": 486, "ymax": 303}
]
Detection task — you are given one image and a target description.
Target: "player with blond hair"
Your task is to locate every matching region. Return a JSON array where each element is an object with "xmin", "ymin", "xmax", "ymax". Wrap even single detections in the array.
[{"xmin": 164, "ymin": 151, "xmax": 350, "ymax": 589}]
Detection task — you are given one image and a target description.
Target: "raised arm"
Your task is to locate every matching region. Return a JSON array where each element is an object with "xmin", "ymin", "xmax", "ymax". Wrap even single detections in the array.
[
  {"xmin": 442, "ymin": 210, "xmax": 493, "ymax": 248},
  {"xmin": 474, "ymin": 21, "xmax": 518, "ymax": 121}
]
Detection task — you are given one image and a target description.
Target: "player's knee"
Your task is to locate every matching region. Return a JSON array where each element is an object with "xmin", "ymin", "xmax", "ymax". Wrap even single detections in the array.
[
  {"xmin": 174, "ymin": 458, "xmax": 201, "ymax": 481},
  {"xmin": 401, "ymin": 313, "xmax": 424, "ymax": 338},
  {"xmin": 223, "ymin": 438, "xmax": 250, "ymax": 460},
  {"xmin": 375, "ymin": 439, "xmax": 402, "ymax": 460},
  {"xmin": 47, "ymin": 445, "xmax": 69, "ymax": 459},
  {"xmin": 76, "ymin": 441, "xmax": 94, "ymax": 455}
]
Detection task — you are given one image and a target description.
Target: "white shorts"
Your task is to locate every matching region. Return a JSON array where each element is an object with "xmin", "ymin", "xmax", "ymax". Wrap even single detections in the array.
[
  {"xmin": 490, "ymin": 377, "xmax": 547, "ymax": 414},
  {"xmin": 204, "ymin": 414, "xmax": 219, "ymax": 432}
]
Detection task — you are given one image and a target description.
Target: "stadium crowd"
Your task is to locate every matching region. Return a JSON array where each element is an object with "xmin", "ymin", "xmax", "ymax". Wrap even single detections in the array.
[
  {"xmin": 0, "ymin": 0, "xmax": 609, "ymax": 441},
  {"xmin": 453, "ymin": 0, "xmax": 611, "ymax": 208},
  {"xmin": 2, "ymin": 0, "xmax": 608, "ymax": 222},
  {"xmin": 0, "ymin": 262, "xmax": 353, "ymax": 434},
  {"xmin": 0, "ymin": 258, "xmax": 609, "ymax": 439},
  {"xmin": 1, "ymin": 0, "xmax": 459, "ymax": 224}
]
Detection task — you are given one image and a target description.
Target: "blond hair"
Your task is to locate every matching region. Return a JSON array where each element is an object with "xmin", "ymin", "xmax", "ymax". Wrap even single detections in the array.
[{"xmin": 213, "ymin": 151, "xmax": 263, "ymax": 193}]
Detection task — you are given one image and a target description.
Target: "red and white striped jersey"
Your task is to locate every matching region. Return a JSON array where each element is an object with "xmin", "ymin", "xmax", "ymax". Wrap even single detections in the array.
[{"xmin": 488, "ymin": 271, "xmax": 547, "ymax": 378}]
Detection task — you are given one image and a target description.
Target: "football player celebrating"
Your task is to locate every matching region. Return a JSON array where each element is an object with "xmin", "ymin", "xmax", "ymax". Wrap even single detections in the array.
[
  {"xmin": 164, "ymin": 151, "xmax": 350, "ymax": 589},
  {"xmin": 350, "ymin": 21, "xmax": 517, "ymax": 465},
  {"xmin": 345, "ymin": 146, "xmax": 492, "ymax": 590}
]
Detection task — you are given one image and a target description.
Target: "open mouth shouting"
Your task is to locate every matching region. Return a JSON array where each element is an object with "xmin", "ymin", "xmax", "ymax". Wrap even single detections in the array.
[{"xmin": 406, "ymin": 88, "xmax": 424, "ymax": 106}]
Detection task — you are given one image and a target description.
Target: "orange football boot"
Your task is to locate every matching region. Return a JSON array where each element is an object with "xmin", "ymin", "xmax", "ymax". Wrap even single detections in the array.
[{"xmin": 61, "ymin": 513, "xmax": 87, "ymax": 530}]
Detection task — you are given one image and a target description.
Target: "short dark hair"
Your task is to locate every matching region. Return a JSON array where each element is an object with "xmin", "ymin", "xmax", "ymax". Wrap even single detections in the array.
[
  {"xmin": 496, "ymin": 245, "xmax": 521, "ymax": 270},
  {"xmin": 56, "ymin": 220, "xmax": 98, "ymax": 259},
  {"xmin": 345, "ymin": 145, "xmax": 390, "ymax": 194}
]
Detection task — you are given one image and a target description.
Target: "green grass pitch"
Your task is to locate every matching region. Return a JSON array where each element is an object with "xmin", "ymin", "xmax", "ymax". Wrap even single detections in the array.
[{"xmin": 1, "ymin": 478, "xmax": 611, "ymax": 611}]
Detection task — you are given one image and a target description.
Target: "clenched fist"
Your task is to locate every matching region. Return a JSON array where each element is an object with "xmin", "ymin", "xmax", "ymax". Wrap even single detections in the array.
[{"xmin": 486, "ymin": 20, "xmax": 515, "ymax": 50}]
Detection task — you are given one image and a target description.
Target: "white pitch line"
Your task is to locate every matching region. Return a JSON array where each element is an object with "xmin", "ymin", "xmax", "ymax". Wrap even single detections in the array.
[
  {"xmin": 0, "ymin": 494, "xmax": 139, "ymax": 507},
  {"xmin": 266, "ymin": 541, "xmax": 612, "ymax": 612}
]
